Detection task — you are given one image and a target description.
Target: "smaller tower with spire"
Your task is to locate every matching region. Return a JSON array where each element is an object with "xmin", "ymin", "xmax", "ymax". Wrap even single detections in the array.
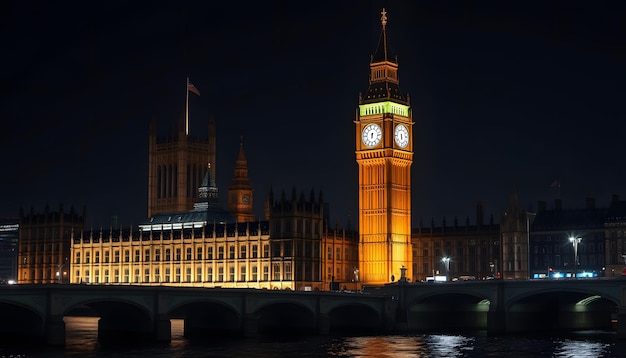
[{"xmin": 228, "ymin": 137, "xmax": 255, "ymax": 222}]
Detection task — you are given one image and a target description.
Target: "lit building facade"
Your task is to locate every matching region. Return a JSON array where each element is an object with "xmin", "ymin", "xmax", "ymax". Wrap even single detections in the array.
[
  {"xmin": 322, "ymin": 226, "xmax": 359, "ymax": 290},
  {"xmin": 356, "ymin": 9, "xmax": 413, "ymax": 284},
  {"xmin": 70, "ymin": 184, "xmax": 354, "ymax": 290},
  {"xmin": 71, "ymin": 221, "xmax": 273, "ymax": 288},
  {"xmin": 18, "ymin": 205, "xmax": 85, "ymax": 284}
]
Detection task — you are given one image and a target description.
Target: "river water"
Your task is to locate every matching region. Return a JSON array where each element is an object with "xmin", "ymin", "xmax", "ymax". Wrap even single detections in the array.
[{"xmin": 2, "ymin": 317, "xmax": 626, "ymax": 357}]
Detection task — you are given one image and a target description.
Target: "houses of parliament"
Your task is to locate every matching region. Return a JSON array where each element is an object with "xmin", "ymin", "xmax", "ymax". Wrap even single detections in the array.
[{"xmin": 16, "ymin": 10, "xmax": 626, "ymax": 289}]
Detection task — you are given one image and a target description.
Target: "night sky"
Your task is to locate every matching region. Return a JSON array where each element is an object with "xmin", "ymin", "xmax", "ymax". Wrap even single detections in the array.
[{"xmin": 2, "ymin": 1, "xmax": 625, "ymax": 229}]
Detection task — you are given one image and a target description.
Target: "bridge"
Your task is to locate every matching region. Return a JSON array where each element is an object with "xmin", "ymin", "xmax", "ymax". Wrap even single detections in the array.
[
  {"xmin": 369, "ymin": 278, "xmax": 626, "ymax": 338},
  {"xmin": 0, "ymin": 285, "xmax": 395, "ymax": 346},
  {"xmin": 2, "ymin": 279, "xmax": 626, "ymax": 347}
]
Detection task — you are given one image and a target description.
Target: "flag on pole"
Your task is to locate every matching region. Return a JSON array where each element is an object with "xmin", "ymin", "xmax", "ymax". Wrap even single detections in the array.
[{"xmin": 187, "ymin": 81, "xmax": 201, "ymax": 96}]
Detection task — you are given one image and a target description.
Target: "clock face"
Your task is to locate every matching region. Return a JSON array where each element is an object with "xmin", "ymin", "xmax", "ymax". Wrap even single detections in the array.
[
  {"xmin": 242, "ymin": 194, "xmax": 250, "ymax": 204},
  {"xmin": 362, "ymin": 123, "xmax": 382, "ymax": 147},
  {"xmin": 394, "ymin": 124, "xmax": 409, "ymax": 148}
]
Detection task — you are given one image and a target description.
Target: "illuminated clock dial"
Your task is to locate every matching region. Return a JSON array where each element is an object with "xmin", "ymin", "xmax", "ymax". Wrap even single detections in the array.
[
  {"xmin": 362, "ymin": 123, "xmax": 382, "ymax": 147},
  {"xmin": 242, "ymin": 194, "xmax": 250, "ymax": 204},
  {"xmin": 394, "ymin": 124, "xmax": 409, "ymax": 148}
]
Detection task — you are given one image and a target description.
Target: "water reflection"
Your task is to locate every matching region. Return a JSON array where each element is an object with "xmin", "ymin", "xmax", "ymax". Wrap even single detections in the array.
[
  {"xmin": 554, "ymin": 338, "xmax": 611, "ymax": 358},
  {"xmin": 40, "ymin": 317, "xmax": 626, "ymax": 357},
  {"xmin": 64, "ymin": 316, "xmax": 99, "ymax": 354},
  {"xmin": 332, "ymin": 335, "xmax": 475, "ymax": 357},
  {"xmin": 335, "ymin": 336, "xmax": 421, "ymax": 357},
  {"xmin": 425, "ymin": 335, "xmax": 474, "ymax": 357}
]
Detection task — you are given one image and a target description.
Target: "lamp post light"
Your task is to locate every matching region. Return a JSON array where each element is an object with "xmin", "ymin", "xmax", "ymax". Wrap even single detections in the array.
[
  {"xmin": 569, "ymin": 237, "xmax": 582, "ymax": 278},
  {"xmin": 441, "ymin": 257, "xmax": 451, "ymax": 281},
  {"xmin": 56, "ymin": 263, "xmax": 64, "ymax": 284}
]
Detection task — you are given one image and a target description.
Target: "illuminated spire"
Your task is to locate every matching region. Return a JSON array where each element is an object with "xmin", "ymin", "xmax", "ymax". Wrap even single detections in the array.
[
  {"xmin": 362, "ymin": 8, "xmax": 407, "ymax": 105},
  {"xmin": 228, "ymin": 138, "xmax": 254, "ymax": 222},
  {"xmin": 372, "ymin": 8, "xmax": 394, "ymax": 64},
  {"xmin": 381, "ymin": 8, "xmax": 387, "ymax": 30}
]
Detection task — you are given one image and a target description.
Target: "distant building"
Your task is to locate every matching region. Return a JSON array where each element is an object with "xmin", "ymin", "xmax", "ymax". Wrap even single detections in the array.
[
  {"xmin": 530, "ymin": 196, "xmax": 626, "ymax": 279},
  {"xmin": 411, "ymin": 203, "xmax": 503, "ymax": 282},
  {"xmin": 0, "ymin": 218, "xmax": 19, "ymax": 283},
  {"xmin": 18, "ymin": 205, "xmax": 85, "ymax": 284},
  {"xmin": 604, "ymin": 196, "xmax": 626, "ymax": 276}
]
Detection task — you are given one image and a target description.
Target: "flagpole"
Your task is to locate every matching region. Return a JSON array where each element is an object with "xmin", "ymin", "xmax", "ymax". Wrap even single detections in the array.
[{"xmin": 185, "ymin": 76, "xmax": 189, "ymax": 136}]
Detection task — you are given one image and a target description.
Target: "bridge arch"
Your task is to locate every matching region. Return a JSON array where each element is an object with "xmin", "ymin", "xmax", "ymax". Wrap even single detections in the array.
[
  {"xmin": 505, "ymin": 288, "xmax": 618, "ymax": 333},
  {"xmin": 254, "ymin": 300, "xmax": 316, "ymax": 335},
  {"xmin": 64, "ymin": 297, "xmax": 154, "ymax": 343},
  {"xmin": 168, "ymin": 299, "xmax": 241, "ymax": 339},
  {"xmin": 0, "ymin": 300, "xmax": 45, "ymax": 346},
  {"xmin": 406, "ymin": 291, "xmax": 491, "ymax": 332},
  {"xmin": 327, "ymin": 303, "xmax": 382, "ymax": 335}
]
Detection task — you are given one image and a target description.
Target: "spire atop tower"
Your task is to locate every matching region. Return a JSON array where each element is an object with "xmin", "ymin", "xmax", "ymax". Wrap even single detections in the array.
[
  {"xmin": 362, "ymin": 8, "xmax": 407, "ymax": 105},
  {"xmin": 197, "ymin": 162, "xmax": 218, "ymax": 204},
  {"xmin": 236, "ymin": 137, "xmax": 247, "ymax": 164},
  {"xmin": 228, "ymin": 139, "xmax": 254, "ymax": 222},
  {"xmin": 381, "ymin": 8, "xmax": 387, "ymax": 30},
  {"xmin": 371, "ymin": 8, "xmax": 396, "ymax": 64}
]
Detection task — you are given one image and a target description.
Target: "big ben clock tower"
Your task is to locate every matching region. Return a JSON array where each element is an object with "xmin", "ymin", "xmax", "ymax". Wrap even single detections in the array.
[{"xmin": 356, "ymin": 9, "xmax": 413, "ymax": 285}]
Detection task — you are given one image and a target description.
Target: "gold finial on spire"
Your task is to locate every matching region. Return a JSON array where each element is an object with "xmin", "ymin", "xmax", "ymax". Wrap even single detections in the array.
[{"xmin": 381, "ymin": 8, "xmax": 387, "ymax": 30}]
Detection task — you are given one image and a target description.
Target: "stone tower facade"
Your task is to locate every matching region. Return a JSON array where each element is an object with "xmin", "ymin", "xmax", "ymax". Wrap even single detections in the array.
[
  {"xmin": 355, "ymin": 9, "xmax": 413, "ymax": 284},
  {"xmin": 228, "ymin": 140, "xmax": 255, "ymax": 222},
  {"xmin": 147, "ymin": 116, "xmax": 216, "ymax": 217}
]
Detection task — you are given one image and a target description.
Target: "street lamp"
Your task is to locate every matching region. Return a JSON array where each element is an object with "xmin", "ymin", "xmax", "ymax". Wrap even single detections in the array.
[
  {"xmin": 569, "ymin": 237, "xmax": 582, "ymax": 278},
  {"xmin": 441, "ymin": 257, "xmax": 451, "ymax": 281},
  {"xmin": 56, "ymin": 263, "xmax": 65, "ymax": 284}
]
